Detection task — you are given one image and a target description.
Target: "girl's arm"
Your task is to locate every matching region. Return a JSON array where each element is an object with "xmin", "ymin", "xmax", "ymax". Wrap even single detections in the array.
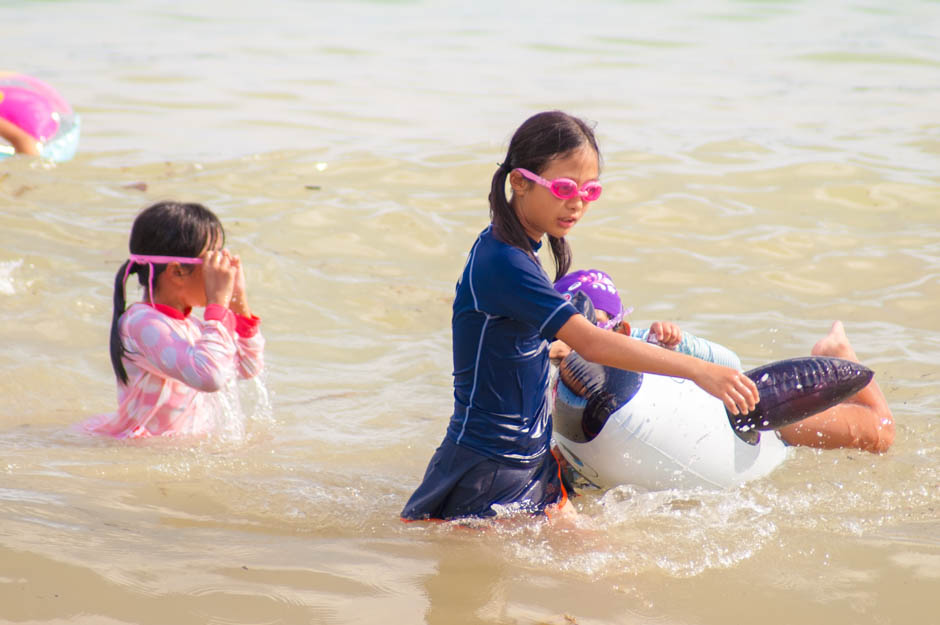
[
  {"xmin": 555, "ymin": 314, "xmax": 758, "ymax": 415},
  {"xmin": 232, "ymin": 318, "xmax": 264, "ymax": 379},
  {"xmin": 225, "ymin": 252, "xmax": 264, "ymax": 379},
  {"xmin": 227, "ymin": 253, "xmax": 251, "ymax": 317},
  {"xmin": 0, "ymin": 118, "xmax": 40, "ymax": 155}
]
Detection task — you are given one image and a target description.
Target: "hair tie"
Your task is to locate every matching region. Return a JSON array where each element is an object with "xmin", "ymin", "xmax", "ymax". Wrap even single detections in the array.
[{"xmin": 499, "ymin": 161, "xmax": 513, "ymax": 172}]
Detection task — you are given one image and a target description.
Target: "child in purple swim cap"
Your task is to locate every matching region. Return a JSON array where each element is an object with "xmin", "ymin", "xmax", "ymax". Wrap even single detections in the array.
[
  {"xmin": 553, "ymin": 269, "xmax": 631, "ymax": 329},
  {"xmin": 552, "ymin": 268, "xmax": 741, "ymax": 370}
]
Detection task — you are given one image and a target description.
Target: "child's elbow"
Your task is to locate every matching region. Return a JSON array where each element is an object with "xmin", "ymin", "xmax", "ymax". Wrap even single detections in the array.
[
  {"xmin": 871, "ymin": 419, "xmax": 895, "ymax": 453},
  {"xmin": 193, "ymin": 376, "xmax": 226, "ymax": 393},
  {"xmin": 187, "ymin": 355, "xmax": 236, "ymax": 392},
  {"xmin": 188, "ymin": 366, "xmax": 230, "ymax": 392},
  {"xmin": 857, "ymin": 413, "xmax": 895, "ymax": 454}
]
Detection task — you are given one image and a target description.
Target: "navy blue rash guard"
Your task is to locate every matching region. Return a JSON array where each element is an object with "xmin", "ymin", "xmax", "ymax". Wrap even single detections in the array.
[{"xmin": 445, "ymin": 225, "xmax": 579, "ymax": 464}]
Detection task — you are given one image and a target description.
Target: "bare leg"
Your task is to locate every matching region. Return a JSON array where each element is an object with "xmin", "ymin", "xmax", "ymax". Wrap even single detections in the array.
[{"xmin": 777, "ymin": 321, "xmax": 894, "ymax": 452}]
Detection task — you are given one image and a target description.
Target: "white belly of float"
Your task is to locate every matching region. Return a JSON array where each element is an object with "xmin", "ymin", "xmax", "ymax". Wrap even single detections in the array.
[{"xmin": 554, "ymin": 373, "xmax": 789, "ymax": 491}]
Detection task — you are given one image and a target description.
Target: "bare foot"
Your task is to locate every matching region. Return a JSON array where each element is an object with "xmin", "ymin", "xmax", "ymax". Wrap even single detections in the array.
[{"xmin": 811, "ymin": 320, "xmax": 858, "ymax": 362}]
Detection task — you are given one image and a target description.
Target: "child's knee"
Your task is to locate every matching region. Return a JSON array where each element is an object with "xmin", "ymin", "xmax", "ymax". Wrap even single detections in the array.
[{"xmin": 870, "ymin": 415, "xmax": 895, "ymax": 453}]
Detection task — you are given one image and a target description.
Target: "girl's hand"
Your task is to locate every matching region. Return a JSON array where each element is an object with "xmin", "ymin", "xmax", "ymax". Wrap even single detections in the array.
[
  {"xmin": 694, "ymin": 362, "xmax": 759, "ymax": 415},
  {"xmin": 549, "ymin": 340, "xmax": 572, "ymax": 363},
  {"xmin": 228, "ymin": 253, "xmax": 252, "ymax": 317},
  {"xmin": 650, "ymin": 321, "xmax": 682, "ymax": 349},
  {"xmin": 203, "ymin": 250, "xmax": 237, "ymax": 308}
]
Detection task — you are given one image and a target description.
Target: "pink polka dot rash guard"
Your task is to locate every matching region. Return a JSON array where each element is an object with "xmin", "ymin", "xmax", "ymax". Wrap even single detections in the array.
[{"xmin": 84, "ymin": 303, "xmax": 264, "ymax": 438}]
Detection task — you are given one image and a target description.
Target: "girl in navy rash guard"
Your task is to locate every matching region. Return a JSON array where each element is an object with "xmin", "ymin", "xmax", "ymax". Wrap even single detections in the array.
[{"xmin": 401, "ymin": 111, "xmax": 760, "ymax": 522}]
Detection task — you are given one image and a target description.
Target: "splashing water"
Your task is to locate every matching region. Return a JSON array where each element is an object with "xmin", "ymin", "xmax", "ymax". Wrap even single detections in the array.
[{"xmin": 0, "ymin": 259, "xmax": 23, "ymax": 295}]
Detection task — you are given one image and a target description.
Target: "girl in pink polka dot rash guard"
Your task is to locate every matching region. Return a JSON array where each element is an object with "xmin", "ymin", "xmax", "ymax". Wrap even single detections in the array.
[{"xmin": 82, "ymin": 201, "xmax": 264, "ymax": 439}]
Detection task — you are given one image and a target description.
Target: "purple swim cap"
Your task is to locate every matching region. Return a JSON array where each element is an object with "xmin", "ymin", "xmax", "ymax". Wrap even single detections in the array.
[{"xmin": 554, "ymin": 269, "xmax": 622, "ymax": 316}]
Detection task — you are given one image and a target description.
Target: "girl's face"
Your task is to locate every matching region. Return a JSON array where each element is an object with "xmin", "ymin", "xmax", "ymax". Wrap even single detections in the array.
[
  {"xmin": 178, "ymin": 235, "xmax": 222, "ymax": 308},
  {"xmin": 510, "ymin": 145, "xmax": 600, "ymax": 241}
]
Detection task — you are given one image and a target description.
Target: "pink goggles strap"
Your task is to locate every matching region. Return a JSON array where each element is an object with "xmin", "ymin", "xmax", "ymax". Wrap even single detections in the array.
[
  {"xmin": 128, "ymin": 254, "xmax": 203, "ymax": 265},
  {"xmin": 123, "ymin": 254, "xmax": 203, "ymax": 305}
]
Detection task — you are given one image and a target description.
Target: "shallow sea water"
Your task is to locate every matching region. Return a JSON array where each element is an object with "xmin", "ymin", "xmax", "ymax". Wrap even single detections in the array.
[{"xmin": 1, "ymin": 1, "xmax": 938, "ymax": 624}]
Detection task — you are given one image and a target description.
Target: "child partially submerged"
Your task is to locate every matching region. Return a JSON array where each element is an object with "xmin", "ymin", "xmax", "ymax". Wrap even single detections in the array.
[{"xmin": 83, "ymin": 201, "xmax": 264, "ymax": 439}]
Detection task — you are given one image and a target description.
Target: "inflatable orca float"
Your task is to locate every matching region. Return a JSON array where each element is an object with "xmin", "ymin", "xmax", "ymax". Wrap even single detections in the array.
[{"xmin": 552, "ymin": 294, "xmax": 873, "ymax": 490}]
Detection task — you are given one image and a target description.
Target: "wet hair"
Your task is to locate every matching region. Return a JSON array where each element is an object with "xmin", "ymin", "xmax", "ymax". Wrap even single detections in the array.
[
  {"xmin": 489, "ymin": 110, "xmax": 601, "ymax": 281},
  {"xmin": 110, "ymin": 201, "xmax": 224, "ymax": 384}
]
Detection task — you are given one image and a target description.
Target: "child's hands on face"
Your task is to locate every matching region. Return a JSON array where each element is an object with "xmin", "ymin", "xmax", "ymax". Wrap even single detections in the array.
[
  {"xmin": 649, "ymin": 321, "xmax": 682, "ymax": 349},
  {"xmin": 202, "ymin": 249, "xmax": 237, "ymax": 308}
]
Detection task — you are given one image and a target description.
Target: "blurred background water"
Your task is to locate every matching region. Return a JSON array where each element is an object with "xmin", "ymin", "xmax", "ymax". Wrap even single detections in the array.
[{"xmin": 1, "ymin": 1, "xmax": 938, "ymax": 623}]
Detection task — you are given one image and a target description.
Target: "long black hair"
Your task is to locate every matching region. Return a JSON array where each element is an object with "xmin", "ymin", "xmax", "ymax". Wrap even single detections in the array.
[
  {"xmin": 489, "ymin": 110, "xmax": 601, "ymax": 281},
  {"xmin": 110, "ymin": 201, "xmax": 224, "ymax": 384}
]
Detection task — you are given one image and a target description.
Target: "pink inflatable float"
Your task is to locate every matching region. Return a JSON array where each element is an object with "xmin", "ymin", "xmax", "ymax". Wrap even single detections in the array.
[{"xmin": 0, "ymin": 72, "xmax": 80, "ymax": 161}]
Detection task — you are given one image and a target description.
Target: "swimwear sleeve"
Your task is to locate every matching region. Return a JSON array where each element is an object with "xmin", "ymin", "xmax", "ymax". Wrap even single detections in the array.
[
  {"xmin": 233, "ymin": 314, "xmax": 264, "ymax": 379},
  {"xmin": 204, "ymin": 305, "xmax": 265, "ymax": 379},
  {"xmin": 471, "ymin": 247, "xmax": 578, "ymax": 340},
  {"xmin": 121, "ymin": 307, "xmax": 237, "ymax": 393}
]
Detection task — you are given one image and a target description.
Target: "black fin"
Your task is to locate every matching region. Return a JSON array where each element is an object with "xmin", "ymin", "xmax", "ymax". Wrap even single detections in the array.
[
  {"xmin": 569, "ymin": 291, "xmax": 597, "ymax": 325},
  {"xmin": 557, "ymin": 352, "xmax": 643, "ymax": 442},
  {"xmin": 727, "ymin": 356, "xmax": 873, "ymax": 444}
]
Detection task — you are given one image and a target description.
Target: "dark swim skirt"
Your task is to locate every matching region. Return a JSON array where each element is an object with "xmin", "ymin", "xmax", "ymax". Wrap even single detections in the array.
[{"xmin": 401, "ymin": 437, "xmax": 567, "ymax": 521}]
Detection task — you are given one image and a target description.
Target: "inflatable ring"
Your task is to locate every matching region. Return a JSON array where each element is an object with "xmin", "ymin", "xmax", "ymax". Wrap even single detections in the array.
[
  {"xmin": 0, "ymin": 72, "xmax": 80, "ymax": 162},
  {"xmin": 552, "ymin": 350, "xmax": 873, "ymax": 491}
]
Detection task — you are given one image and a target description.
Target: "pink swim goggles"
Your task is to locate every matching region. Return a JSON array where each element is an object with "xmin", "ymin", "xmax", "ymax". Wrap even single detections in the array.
[
  {"xmin": 516, "ymin": 167, "xmax": 602, "ymax": 202},
  {"xmin": 597, "ymin": 306, "xmax": 633, "ymax": 331},
  {"xmin": 123, "ymin": 254, "xmax": 202, "ymax": 304}
]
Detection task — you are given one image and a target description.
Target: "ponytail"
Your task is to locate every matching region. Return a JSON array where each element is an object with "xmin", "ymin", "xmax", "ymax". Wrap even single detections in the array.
[
  {"xmin": 488, "ymin": 164, "xmax": 528, "ymax": 253},
  {"xmin": 547, "ymin": 235, "xmax": 571, "ymax": 281},
  {"xmin": 110, "ymin": 261, "xmax": 131, "ymax": 385},
  {"xmin": 488, "ymin": 166, "xmax": 571, "ymax": 281}
]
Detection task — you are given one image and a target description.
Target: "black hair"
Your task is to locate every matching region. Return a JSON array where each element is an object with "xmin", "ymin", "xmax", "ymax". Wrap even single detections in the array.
[
  {"xmin": 488, "ymin": 110, "xmax": 601, "ymax": 281},
  {"xmin": 110, "ymin": 201, "xmax": 224, "ymax": 384}
]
